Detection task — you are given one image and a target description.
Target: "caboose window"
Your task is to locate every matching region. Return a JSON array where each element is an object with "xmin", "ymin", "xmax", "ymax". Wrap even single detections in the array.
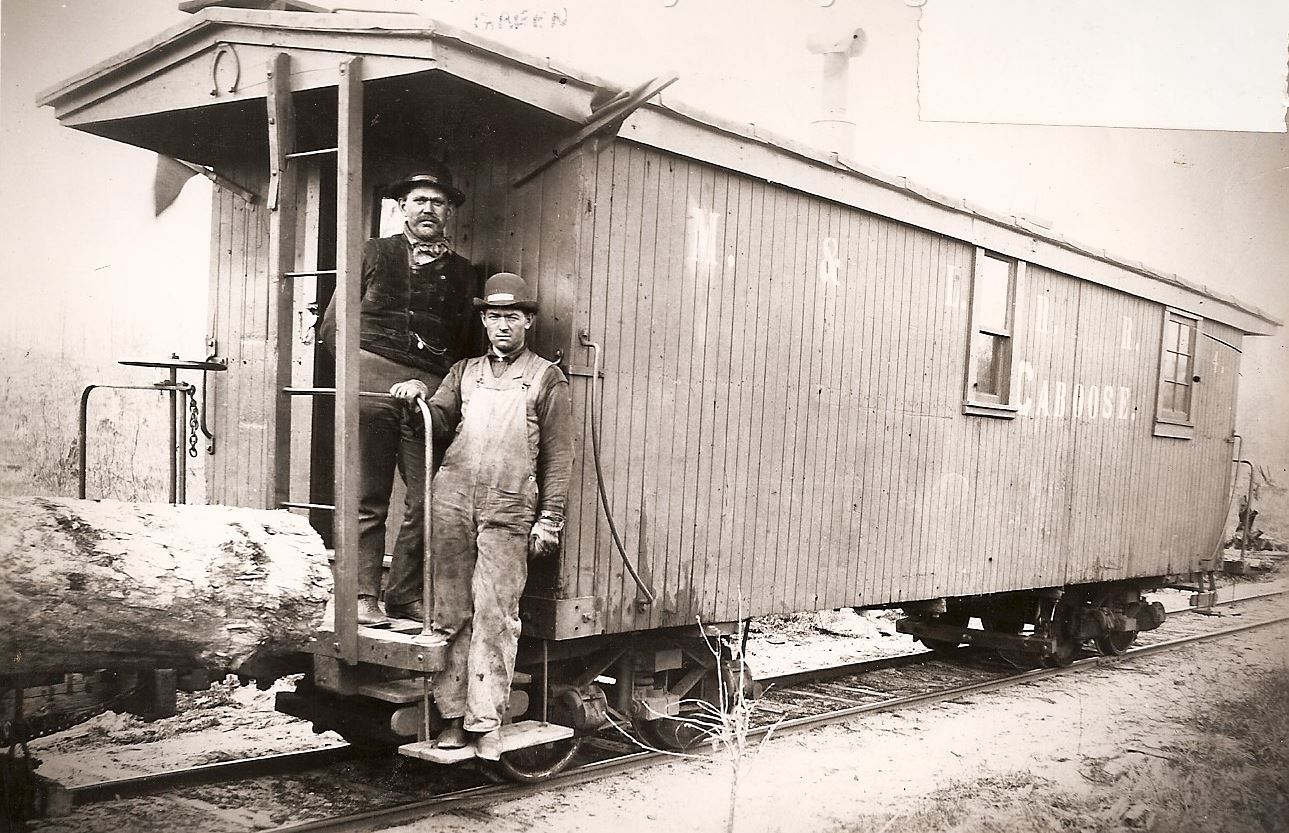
[
  {"xmin": 1154, "ymin": 309, "xmax": 1199, "ymax": 438},
  {"xmin": 963, "ymin": 249, "xmax": 1020, "ymax": 418}
]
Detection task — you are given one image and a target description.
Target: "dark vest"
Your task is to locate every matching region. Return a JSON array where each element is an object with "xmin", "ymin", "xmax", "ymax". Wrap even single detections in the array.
[{"xmin": 322, "ymin": 234, "xmax": 480, "ymax": 376}]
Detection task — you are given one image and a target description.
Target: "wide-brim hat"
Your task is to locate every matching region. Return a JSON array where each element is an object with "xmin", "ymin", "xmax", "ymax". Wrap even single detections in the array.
[
  {"xmin": 473, "ymin": 272, "xmax": 539, "ymax": 312},
  {"xmin": 387, "ymin": 164, "xmax": 466, "ymax": 206}
]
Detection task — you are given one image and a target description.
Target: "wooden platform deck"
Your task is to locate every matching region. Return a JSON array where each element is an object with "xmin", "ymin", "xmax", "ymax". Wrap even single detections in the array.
[{"xmin": 399, "ymin": 720, "xmax": 575, "ymax": 764}]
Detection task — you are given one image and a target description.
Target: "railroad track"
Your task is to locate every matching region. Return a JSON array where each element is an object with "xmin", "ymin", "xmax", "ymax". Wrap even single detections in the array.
[
  {"xmin": 66, "ymin": 747, "xmax": 373, "ymax": 805},
  {"xmin": 44, "ymin": 587, "xmax": 1289, "ymax": 833}
]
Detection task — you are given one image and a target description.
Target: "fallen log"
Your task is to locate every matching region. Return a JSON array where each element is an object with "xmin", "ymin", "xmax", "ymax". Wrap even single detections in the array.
[{"xmin": 0, "ymin": 497, "xmax": 332, "ymax": 680}]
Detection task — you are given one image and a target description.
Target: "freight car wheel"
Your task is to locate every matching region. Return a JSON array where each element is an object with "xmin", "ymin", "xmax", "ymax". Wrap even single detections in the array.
[
  {"xmin": 1091, "ymin": 590, "xmax": 1139, "ymax": 656},
  {"xmin": 1043, "ymin": 639, "xmax": 1080, "ymax": 667},
  {"xmin": 633, "ymin": 714, "xmax": 710, "ymax": 752},
  {"xmin": 1094, "ymin": 630, "xmax": 1137, "ymax": 656},
  {"xmin": 630, "ymin": 657, "xmax": 749, "ymax": 752},
  {"xmin": 493, "ymin": 737, "xmax": 583, "ymax": 783},
  {"xmin": 1040, "ymin": 603, "xmax": 1082, "ymax": 668}
]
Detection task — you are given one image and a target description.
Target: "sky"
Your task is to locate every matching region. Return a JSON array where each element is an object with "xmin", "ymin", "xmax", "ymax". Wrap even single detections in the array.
[
  {"xmin": 919, "ymin": 0, "xmax": 1289, "ymax": 132},
  {"xmin": 2, "ymin": 0, "xmax": 1287, "ymax": 513}
]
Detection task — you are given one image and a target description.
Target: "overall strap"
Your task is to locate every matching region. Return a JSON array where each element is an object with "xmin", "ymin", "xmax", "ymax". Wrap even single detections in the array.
[
  {"xmin": 458, "ymin": 350, "xmax": 552, "ymax": 406},
  {"xmin": 514, "ymin": 350, "xmax": 552, "ymax": 389},
  {"xmin": 459, "ymin": 355, "xmax": 488, "ymax": 404}
]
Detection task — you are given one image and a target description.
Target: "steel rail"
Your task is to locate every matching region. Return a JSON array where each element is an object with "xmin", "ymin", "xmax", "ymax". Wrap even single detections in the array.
[
  {"xmin": 72, "ymin": 587, "xmax": 1283, "ymax": 807},
  {"xmin": 757, "ymin": 582, "xmax": 1287, "ymax": 690},
  {"xmin": 63, "ymin": 589, "xmax": 1287, "ymax": 826},
  {"xmin": 757, "ymin": 650, "xmax": 934, "ymax": 689},
  {"xmin": 1208, "ymin": 586, "xmax": 1286, "ymax": 605},
  {"xmin": 763, "ymin": 612, "xmax": 1289, "ymax": 736},
  {"xmin": 262, "ymin": 752, "xmax": 662, "ymax": 833},
  {"xmin": 261, "ymin": 607, "xmax": 1289, "ymax": 833},
  {"xmin": 69, "ymin": 746, "xmax": 371, "ymax": 805}
]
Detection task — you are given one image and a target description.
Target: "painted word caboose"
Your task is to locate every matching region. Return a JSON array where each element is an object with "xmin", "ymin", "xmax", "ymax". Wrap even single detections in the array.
[{"xmin": 39, "ymin": 4, "xmax": 1279, "ymax": 773}]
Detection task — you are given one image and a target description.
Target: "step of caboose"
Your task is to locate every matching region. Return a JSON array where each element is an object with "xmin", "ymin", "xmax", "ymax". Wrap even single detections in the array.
[
  {"xmin": 357, "ymin": 678, "xmax": 430, "ymax": 703},
  {"xmin": 398, "ymin": 720, "xmax": 574, "ymax": 764},
  {"xmin": 385, "ymin": 617, "xmax": 426, "ymax": 634}
]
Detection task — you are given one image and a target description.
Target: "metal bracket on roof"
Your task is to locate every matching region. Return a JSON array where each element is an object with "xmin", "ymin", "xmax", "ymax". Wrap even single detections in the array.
[
  {"xmin": 511, "ymin": 71, "xmax": 679, "ymax": 188},
  {"xmin": 179, "ymin": 161, "xmax": 259, "ymax": 203}
]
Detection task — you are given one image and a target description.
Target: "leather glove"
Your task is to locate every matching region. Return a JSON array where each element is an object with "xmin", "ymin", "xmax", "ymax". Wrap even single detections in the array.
[{"xmin": 528, "ymin": 513, "xmax": 564, "ymax": 560}]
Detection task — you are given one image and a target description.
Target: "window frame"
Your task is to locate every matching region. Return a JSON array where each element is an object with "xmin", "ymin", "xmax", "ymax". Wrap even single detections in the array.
[
  {"xmin": 962, "ymin": 248, "xmax": 1022, "ymax": 419},
  {"xmin": 1153, "ymin": 307, "xmax": 1200, "ymax": 439}
]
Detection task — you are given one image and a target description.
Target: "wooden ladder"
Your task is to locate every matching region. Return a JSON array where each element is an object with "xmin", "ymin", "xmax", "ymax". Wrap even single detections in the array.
[{"xmin": 263, "ymin": 52, "xmax": 366, "ymax": 662}]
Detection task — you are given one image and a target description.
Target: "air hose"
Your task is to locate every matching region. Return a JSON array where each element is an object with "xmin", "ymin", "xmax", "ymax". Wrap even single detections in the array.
[{"xmin": 579, "ymin": 330, "xmax": 655, "ymax": 607}]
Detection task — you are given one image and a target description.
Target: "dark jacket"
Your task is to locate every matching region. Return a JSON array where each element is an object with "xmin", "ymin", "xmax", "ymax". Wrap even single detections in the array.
[{"xmin": 320, "ymin": 234, "xmax": 480, "ymax": 376}]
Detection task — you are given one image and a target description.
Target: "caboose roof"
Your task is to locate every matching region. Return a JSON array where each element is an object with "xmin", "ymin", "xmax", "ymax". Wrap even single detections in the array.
[{"xmin": 38, "ymin": 7, "xmax": 1281, "ymax": 336}]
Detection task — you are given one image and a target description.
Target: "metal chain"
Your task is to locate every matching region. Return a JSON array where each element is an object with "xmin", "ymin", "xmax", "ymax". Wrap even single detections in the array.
[{"xmin": 188, "ymin": 391, "xmax": 201, "ymax": 458}]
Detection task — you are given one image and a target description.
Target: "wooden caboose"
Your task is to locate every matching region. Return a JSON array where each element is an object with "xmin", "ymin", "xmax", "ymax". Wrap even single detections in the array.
[{"xmin": 40, "ymin": 4, "xmax": 1280, "ymax": 766}]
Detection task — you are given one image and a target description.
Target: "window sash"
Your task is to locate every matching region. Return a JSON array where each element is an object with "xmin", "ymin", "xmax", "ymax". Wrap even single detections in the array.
[
  {"xmin": 963, "ymin": 250, "xmax": 1019, "ymax": 415},
  {"xmin": 971, "ymin": 331, "xmax": 1010, "ymax": 401},
  {"xmin": 1156, "ymin": 310, "xmax": 1198, "ymax": 425},
  {"xmin": 973, "ymin": 253, "xmax": 1013, "ymax": 335}
]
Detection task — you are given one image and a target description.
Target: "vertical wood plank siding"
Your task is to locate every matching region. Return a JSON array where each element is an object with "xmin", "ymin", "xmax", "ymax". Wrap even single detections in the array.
[
  {"xmin": 206, "ymin": 133, "xmax": 1241, "ymax": 636},
  {"xmin": 564, "ymin": 140, "xmax": 1240, "ymax": 632},
  {"xmin": 207, "ymin": 164, "xmax": 271, "ymax": 507}
]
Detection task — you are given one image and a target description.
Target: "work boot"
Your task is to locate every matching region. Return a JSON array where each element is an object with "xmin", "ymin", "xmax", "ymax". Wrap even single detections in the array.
[
  {"xmin": 355, "ymin": 595, "xmax": 390, "ymax": 626},
  {"xmin": 385, "ymin": 600, "xmax": 425, "ymax": 622},
  {"xmin": 474, "ymin": 729, "xmax": 502, "ymax": 762},
  {"xmin": 436, "ymin": 718, "xmax": 468, "ymax": 749}
]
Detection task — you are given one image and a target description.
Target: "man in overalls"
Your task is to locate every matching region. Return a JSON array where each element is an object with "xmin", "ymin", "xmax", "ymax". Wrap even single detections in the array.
[{"xmin": 392, "ymin": 272, "xmax": 572, "ymax": 761}]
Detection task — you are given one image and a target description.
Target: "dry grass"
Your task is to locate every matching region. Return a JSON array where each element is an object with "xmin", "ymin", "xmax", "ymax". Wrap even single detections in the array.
[
  {"xmin": 832, "ymin": 667, "xmax": 1289, "ymax": 833},
  {"xmin": 1150, "ymin": 665, "xmax": 1289, "ymax": 833},
  {"xmin": 1, "ymin": 359, "xmax": 175, "ymax": 500},
  {"xmin": 608, "ymin": 608, "xmax": 783, "ymax": 833}
]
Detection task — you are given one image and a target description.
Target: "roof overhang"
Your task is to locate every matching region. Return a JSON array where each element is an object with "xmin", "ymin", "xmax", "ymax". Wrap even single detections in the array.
[
  {"xmin": 37, "ymin": 9, "xmax": 603, "ymax": 129},
  {"xmin": 38, "ymin": 9, "xmax": 1282, "ymax": 336}
]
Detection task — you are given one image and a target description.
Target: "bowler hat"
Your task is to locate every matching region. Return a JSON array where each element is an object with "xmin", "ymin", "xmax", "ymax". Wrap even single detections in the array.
[
  {"xmin": 387, "ymin": 161, "xmax": 466, "ymax": 205},
  {"xmin": 474, "ymin": 272, "xmax": 539, "ymax": 312}
]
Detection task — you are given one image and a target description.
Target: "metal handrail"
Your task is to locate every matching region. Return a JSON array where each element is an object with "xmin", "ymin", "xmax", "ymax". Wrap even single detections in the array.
[
  {"xmin": 79, "ymin": 382, "xmax": 193, "ymax": 503},
  {"xmin": 1235, "ymin": 459, "xmax": 1257, "ymax": 561},
  {"xmin": 413, "ymin": 396, "xmax": 437, "ymax": 640},
  {"xmin": 282, "ymin": 387, "xmax": 394, "ymax": 398}
]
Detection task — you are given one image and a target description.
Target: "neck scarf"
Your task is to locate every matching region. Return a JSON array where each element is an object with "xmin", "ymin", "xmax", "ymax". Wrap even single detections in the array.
[{"xmin": 404, "ymin": 229, "xmax": 451, "ymax": 267}]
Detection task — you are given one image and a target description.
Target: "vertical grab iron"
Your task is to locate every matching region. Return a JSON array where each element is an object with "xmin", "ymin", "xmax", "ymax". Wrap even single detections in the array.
[
  {"xmin": 414, "ymin": 396, "xmax": 436, "ymax": 635},
  {"xmin": 414, "ymin": 396, "xmax": 438, "ymax": 744}
]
